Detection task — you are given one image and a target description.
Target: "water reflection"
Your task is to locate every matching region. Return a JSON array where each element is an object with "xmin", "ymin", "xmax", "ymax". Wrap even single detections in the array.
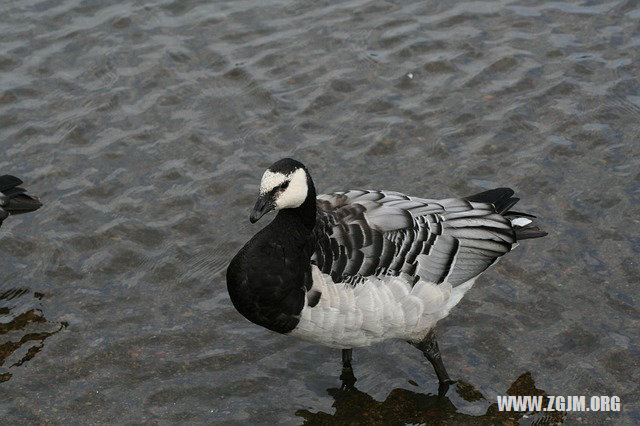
[
  {"xmin": 296, "ymin": 372, "xmax": 566, "ymax": 425},
  {"xmin": 0, "ymin": 288, "xmax": 67, "ymax": 383}
]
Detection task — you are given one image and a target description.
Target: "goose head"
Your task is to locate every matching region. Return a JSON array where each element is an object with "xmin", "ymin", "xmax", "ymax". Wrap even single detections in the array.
[{"xmin": 250, "ymin": 158, "xmax": 311, "ymax": 223}]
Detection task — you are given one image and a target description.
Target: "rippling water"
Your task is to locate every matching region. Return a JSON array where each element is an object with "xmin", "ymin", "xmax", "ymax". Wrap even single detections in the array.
[{"xmin": 1, "ymin": 0, "xmax": 639, "ymax": 424}]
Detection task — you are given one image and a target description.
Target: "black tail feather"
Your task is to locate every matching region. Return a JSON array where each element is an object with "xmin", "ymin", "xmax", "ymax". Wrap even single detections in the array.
[
  {"xmin": 500, "ymin": 197, "xmax": 520, "ymax": 215},
  {"xmin": 464, "ymin": 187, "xmax": 516, "ymax": 214},
  {"xmin": 503, "ymin": 210, "xmax": 537, "ymax": 219},
  {"xmin": 465, "ymin": 187, "xmax": 547, "ymax": 240},
  {"xmin": 514, "ymin": 225, "xmax": 548, "ymax": 240}
]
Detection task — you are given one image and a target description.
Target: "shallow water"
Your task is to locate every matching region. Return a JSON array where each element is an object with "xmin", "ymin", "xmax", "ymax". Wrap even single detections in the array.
[{"xmin": 1, "ymin": 0, "xmax": 639, "ymax": 424}]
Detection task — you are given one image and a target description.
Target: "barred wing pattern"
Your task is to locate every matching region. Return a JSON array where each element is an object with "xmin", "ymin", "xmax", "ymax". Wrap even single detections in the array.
[{"xmin": 312, "ymin": 190, "xmax": 516, "ymax": 287}]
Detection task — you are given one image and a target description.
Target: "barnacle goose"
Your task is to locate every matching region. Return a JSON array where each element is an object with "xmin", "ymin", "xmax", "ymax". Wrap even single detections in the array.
[
  {"xmin": 227, "ymin": 158, "xmax": 547, "ymax": 395},
  {"xmin": 0, "ymin": 175, "xmax": 42, "ymax": 229}
]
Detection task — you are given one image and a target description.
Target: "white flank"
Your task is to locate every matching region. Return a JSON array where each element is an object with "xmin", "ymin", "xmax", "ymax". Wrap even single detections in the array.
[{"xmin": 288, "ymin": 266, "xmax": 478, "ymax": 348}]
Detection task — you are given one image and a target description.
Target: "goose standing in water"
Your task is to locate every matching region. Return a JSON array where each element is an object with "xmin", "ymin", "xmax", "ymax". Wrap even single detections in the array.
[{"xmin": 227, "ymin": 158, "xmax": 546, "ymax": 395}]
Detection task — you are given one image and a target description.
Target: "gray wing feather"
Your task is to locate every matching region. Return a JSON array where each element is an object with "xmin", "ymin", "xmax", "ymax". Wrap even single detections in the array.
[{"xmin": 313, "ymin": 190, "xmax": 516, "ymax": 286}]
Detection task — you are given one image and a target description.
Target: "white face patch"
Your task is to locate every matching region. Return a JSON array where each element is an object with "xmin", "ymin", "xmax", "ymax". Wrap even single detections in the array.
[
  {"xmin": 259, "ymin": 170, "xmax": 288, "ymax": 195},
  {"xmin": 259, "ymin": 168, "xmax": 308, "ymax": 210}
]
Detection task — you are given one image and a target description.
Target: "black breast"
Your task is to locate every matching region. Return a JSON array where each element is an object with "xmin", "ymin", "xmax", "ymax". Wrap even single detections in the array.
[{"xmin": 226, "ymin": 219, "xmax": 314, "ymax": 334}]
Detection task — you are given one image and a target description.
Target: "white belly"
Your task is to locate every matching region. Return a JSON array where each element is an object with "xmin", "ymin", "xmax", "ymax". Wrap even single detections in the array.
[{"xmin": 287, "ymin": 265, "xmax": 477, "ymax": 348}]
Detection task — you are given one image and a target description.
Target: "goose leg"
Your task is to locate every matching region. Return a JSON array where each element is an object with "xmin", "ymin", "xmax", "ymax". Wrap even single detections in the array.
[
  {"xmin": 413, "ymin": 330, "xmax": 456, "ymax": 397},
  {"xmin": 339, "ymin": 348, "xmax": 357, "ymax": 390}
]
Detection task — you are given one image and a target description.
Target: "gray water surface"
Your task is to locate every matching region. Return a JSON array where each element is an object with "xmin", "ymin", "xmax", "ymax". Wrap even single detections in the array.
[{"xmin": 1, "ymin": 0, "xmax": 639, "ymax": 424}]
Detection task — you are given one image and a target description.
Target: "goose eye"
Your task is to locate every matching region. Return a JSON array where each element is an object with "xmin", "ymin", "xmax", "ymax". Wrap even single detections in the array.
[{"xmin": 280, "ymin": 181, "xmax": 289, "ymax": 189}]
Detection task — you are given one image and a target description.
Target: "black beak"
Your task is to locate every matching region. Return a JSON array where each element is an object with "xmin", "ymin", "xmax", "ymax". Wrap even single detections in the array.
[{"xmin": 250, "ymin": 194, "xmax": 273, "ymax": 223}]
